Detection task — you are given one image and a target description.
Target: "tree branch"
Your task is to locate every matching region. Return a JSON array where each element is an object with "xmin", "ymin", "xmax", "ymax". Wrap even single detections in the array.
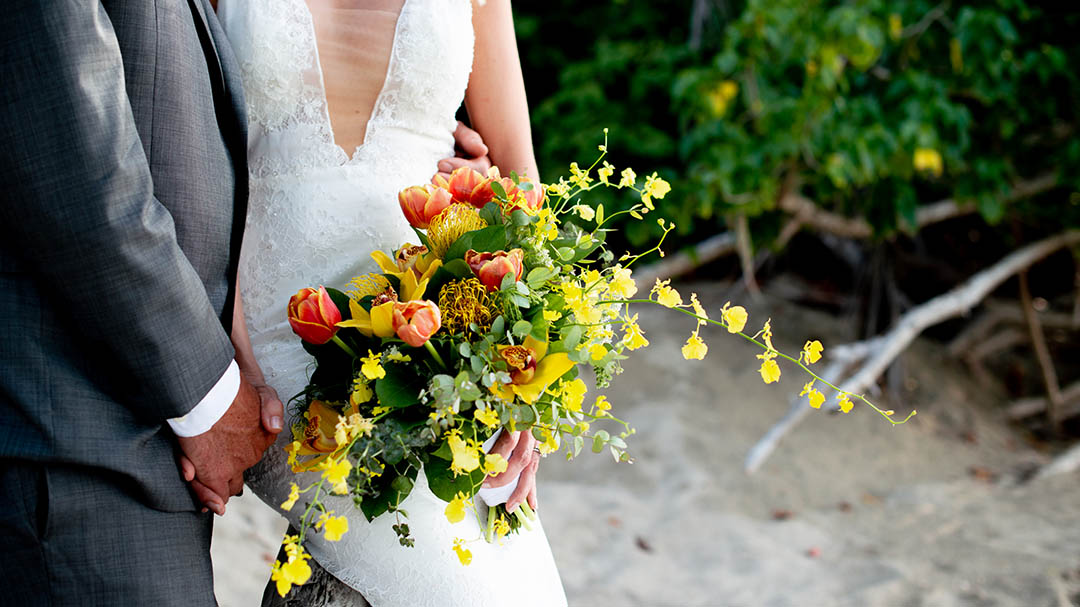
[
  {"xmin": 744, "ymin": 230, "xmax": 1080, "ymax": 473},
  {"xmin": 777, "ymin": 173, "xmax": 1058, "ymax": 239},
  {"xmin": 1019, "ymin": 271, "xmax": 1065, "ymax": 434}
]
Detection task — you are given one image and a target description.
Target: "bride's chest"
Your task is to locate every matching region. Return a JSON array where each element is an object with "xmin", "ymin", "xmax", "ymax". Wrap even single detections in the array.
[{"xmin": 221, "ymin": 0, "xmax": 473, "ymax": 139}]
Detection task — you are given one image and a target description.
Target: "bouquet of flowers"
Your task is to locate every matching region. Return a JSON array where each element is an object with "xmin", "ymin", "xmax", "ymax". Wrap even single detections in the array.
[{"xmin": 268, "ymin": 135, "xmax": 913, "ymax": 596}]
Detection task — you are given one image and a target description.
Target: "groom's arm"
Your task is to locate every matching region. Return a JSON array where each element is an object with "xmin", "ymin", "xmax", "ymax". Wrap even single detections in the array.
[{"xmin": 0, "ymin": 2, "xmax": 236, "ymax": 422}]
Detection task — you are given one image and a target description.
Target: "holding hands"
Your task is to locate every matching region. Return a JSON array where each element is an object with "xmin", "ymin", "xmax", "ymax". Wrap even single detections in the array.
[{"xmin": 178, "ymin": 374, "xmax": 284, "ymax": 515}]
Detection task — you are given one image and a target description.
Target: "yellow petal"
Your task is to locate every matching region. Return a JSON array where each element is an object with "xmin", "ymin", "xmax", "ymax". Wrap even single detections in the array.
[
  {"xmin": 370, "ymin": 250, "xmax": 399, "ymax": 274},
  {"xmin": 337, "ymin": 299, "xmax": 374, "ymax": 335},
  {"xmin": 371, "ymin": 302, "xmax": 396, "ymax": 337},
  {"xmin": 523, "ymin": 334, "xmax": 549, "ymax": 361},
  {"xmin": 398, "ymin": 270, "xmax": 429, "ymax": 301},
  {"xmin": 418, "ymin": 258, "xmax": 443, "ymax": 282}
]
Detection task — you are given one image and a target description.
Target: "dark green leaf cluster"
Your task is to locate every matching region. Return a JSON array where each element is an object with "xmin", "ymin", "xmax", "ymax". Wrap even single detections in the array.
[{"xmin": 517, "ymin": 1, "xmax": 1080, "ymax": 246}]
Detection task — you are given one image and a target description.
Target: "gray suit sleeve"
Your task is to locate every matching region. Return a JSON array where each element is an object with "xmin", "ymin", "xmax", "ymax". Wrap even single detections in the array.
[{"xmin": 0, "ymin": 2, "xmax": 235, "ymax": 421}]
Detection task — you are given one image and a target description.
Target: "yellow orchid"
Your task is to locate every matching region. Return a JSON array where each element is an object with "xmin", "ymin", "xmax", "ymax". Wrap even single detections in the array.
[
  {"xmin": 337, "ymin": 267, "xmax": 430, "ymax": 338},
  {"xmin": 494, "ymin": 335, "xmax": 575, "ymax": 404},
  {"xmin": 290, "ymin": 399, "xmax": 359, "ymax": 471},
  {"xmin": 370, "ymin": 245, "xmax": 443, "ymax": 284}
]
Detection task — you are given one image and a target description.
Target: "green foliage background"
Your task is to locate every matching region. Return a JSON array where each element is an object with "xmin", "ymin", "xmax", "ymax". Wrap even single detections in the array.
[{"xmin": 514, "ymin": 0, "xmax": 1080, "ymax": 251}]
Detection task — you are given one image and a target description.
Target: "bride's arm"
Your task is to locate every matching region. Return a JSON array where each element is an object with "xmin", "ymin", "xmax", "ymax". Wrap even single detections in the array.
[
  {"xmin": 464, "ymin": 0, "xmax": 540, "ymax": 181},
  {"xmin": 231, "ymin": 288, "xmax": 283, "ymax": 425}
]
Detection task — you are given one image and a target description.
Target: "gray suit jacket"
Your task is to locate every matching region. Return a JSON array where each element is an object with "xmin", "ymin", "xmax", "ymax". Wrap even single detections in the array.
[{"xmin": 0, "ymin": 0, "xmax": 248, "ymax": 512}]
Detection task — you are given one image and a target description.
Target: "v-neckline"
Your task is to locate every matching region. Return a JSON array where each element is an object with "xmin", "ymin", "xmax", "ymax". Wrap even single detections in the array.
[{"xmin": 302, "ymin": 0, "xmax": 411, "ymax": 164}]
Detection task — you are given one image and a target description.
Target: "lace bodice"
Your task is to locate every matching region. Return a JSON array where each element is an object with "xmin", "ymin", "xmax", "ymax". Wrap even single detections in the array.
[{"xmin": 216, "ymin": 1, "xmax": 566, "ymax": 605}]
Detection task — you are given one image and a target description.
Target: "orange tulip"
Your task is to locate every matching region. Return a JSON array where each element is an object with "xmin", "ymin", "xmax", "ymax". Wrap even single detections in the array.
[
  {"xmin": 433, "ymin": 166, "xmax": 496, "ymax": 209},
  {"xmin": 495, "ymin": 176, "xmax": 545, "ymax": 214},
  {"xmin": 399, "ymin": 184, "xmax": 453, "ymax": 229},
  {"xmin": 465, "ymin": 248, "xmax": 524, "ymax": 292},
  {"xmin": 391, "ymin": 300, "xmax": 442, "ymax": 347},
  {"xmin": 287, "ymin": 286, "xmax": 342, "ymax": 345}
]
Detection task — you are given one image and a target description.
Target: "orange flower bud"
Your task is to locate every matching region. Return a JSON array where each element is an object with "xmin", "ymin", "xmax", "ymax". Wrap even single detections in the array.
[
  {"xmin": 433, "ymin": 167, "xmax": 496, "ymax": 209},
  {"xmin": 391, "ymin": 300, "xmax": 442, "ymax": 347},
  {"xmin": 287, "ymin": 286, "xmax": 342, "ymax": 345},
  {"xmin": 465, "ymin": 248, "xmax": 525, "ymax": 292},
  {"xmin": 399, "ymin": 184, "xmax": 453, "ymax": 229}
]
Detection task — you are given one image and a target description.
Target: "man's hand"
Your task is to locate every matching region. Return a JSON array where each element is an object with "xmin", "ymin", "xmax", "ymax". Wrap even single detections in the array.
[
  {"xmin": 436, "ymin": 121, "xmax": 492, "ymax": 180},
  {"xmin": 177, "ymin": 375, "xmax": 283, "ymax": 514},
  {"xmin": 483, "ymin": 429, "xmax": 540, "ymax": 512}
]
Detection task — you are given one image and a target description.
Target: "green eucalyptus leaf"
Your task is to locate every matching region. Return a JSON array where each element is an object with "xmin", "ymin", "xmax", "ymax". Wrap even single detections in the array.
[{"xmin": 511, "ymin": 319, "xmax": 533, "ymax": 338}]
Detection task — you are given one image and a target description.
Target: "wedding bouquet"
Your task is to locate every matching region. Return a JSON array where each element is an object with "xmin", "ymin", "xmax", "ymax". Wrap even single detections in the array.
[{"xmin": 269, "ymin": 135, "xmax": 913, "ymax": 596}]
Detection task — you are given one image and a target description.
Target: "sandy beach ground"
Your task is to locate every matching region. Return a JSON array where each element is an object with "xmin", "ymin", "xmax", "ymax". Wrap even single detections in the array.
[{"xmin": 211, "ymin": 282, "xmax": 1080, "ymax": 606}]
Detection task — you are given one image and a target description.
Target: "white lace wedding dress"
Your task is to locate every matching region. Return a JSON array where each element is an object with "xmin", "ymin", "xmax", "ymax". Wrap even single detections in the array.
[{"xmin": 216, "ymin": 1, "xmax": 567, "ymax": 605}]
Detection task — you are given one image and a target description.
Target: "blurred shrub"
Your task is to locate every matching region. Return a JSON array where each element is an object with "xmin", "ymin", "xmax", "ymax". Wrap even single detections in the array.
[{"xmin": 516, "ymin": 0, "xmax": 1080, "ymax": 250}]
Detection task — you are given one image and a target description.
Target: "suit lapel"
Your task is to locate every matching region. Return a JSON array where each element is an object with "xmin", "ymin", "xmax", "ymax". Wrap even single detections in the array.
[{"xmin": 185, "ymin": 0, "xmax": 249, "ymax": 334}]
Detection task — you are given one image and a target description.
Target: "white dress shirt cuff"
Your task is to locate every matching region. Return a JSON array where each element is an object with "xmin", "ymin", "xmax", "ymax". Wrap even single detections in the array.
[{"xmin": 167, "ymin": 360, "xmax": 240, "ymax": 437}]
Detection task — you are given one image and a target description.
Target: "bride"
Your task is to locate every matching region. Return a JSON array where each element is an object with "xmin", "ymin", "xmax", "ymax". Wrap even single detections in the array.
[{"xmin": 211, "ymin": 0, "xmax": 567, "ymax": 605}]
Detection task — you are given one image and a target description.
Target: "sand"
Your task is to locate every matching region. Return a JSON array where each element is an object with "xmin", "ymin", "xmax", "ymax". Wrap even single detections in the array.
[{"xmin": 211, "ymin": 282, "xmax": 1080, "ymax": 606}]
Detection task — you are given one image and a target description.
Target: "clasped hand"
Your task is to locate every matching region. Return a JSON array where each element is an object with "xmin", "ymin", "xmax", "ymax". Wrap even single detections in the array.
[{"xmin": 177, "ymin": 375, "xmax": 284, "ymax": 515}]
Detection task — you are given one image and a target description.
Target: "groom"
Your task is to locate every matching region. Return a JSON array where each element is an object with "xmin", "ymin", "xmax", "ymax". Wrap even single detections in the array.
[
  {"xmin": 0, "ymin": 1, "xmax": 284, "ymax": 604},
  {"xmin": 0, "ymin": 2, "xmax": 495, "ymax": 604}
]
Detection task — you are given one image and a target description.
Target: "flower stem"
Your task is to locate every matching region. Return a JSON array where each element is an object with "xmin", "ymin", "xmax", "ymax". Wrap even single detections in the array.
[
  {"xmin": 485, "ymin": 504, "xmax": 497, "ymax": 543},
  {"xmin": 424, "ymin": 340, "xmax": 447, "ymax": 369},
  {"xmin": 513, "ymin": 506, "xmax": 533, "ymax": 531},
  {"xmin": 520, "ymin": 502, "xmax": 537, "ymax": 521},
  {"xmin": 595, "ymin": 298, "xmax": 916, "ymax": 425},
  {"xmin": 331, "ymin": 335, "xmax": 358, "ymax": 358}
]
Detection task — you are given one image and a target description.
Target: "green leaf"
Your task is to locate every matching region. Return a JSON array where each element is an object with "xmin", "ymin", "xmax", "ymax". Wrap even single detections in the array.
[
  {"xmin": 455, "ymin": 370, "xmax": 483, "ymax": 401},
  {"xmin": 511, "ymin": 319, "xmax": 533, "ymax": 338},
  {"xmin": 499, "ymin": 272, "xmax": 517, "ymax": 292},
  {"xmin": 513, "ymin": 404, "xmax": 538, "ymax": 425},
  {"xmin": 529, "ymin": 314, "xmax": 549, "ymax": 341},
  {"xmin": 412, "ymin": 227, "xmax": 432, "ymax": 251},
  {"xmin": 424, "ymin": 454, "xmax": 483, "ymax": 502},
  {"xmin": 526, "ymin": 267, "xmax": 555, "ymax": 288},
  {"xmin": 360, "ymin": 466, "xmax": 418, "ymax": 521},
  {"xmin": 490, "ymin": 180, "xmax": 508, "ymax": 200},
  {"xmin": 391, "ymin": 475, "xmax": 415, "ymax": 496},
  {"xmin": 490, "ymin": 315, "xmax": 506, "ymax": 337},
  {"xmin": 592, "ymin": 430, "xmax": 610, "ymax": 453},
  {"xmin": 431, "ymin": 439, "xmax": 453, "ymax": 460},
  {"xmin": 375, "ymin": 363, "xmax": 423, "ymax": 409},
  {"xmin": 445, "ymin": 225, "xmax": 508, "ymax": 261},
  {"xmin": 479, "ymin": 202, "xmax": 503, "ymax": 226},
  {"xmin": 425, "ymin": 259, "xmax": 471, "ymax": 298},
  {"xmin": 572, "ymin": 435, "xmax": 584, "ymax": 458},
  {"xmin": 510, "ymin": 209, "xmax": 535, "ymax": 226},
  {"xmin": 561, "ymin": 325, "xmax": 584, "ymax": 350}
]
